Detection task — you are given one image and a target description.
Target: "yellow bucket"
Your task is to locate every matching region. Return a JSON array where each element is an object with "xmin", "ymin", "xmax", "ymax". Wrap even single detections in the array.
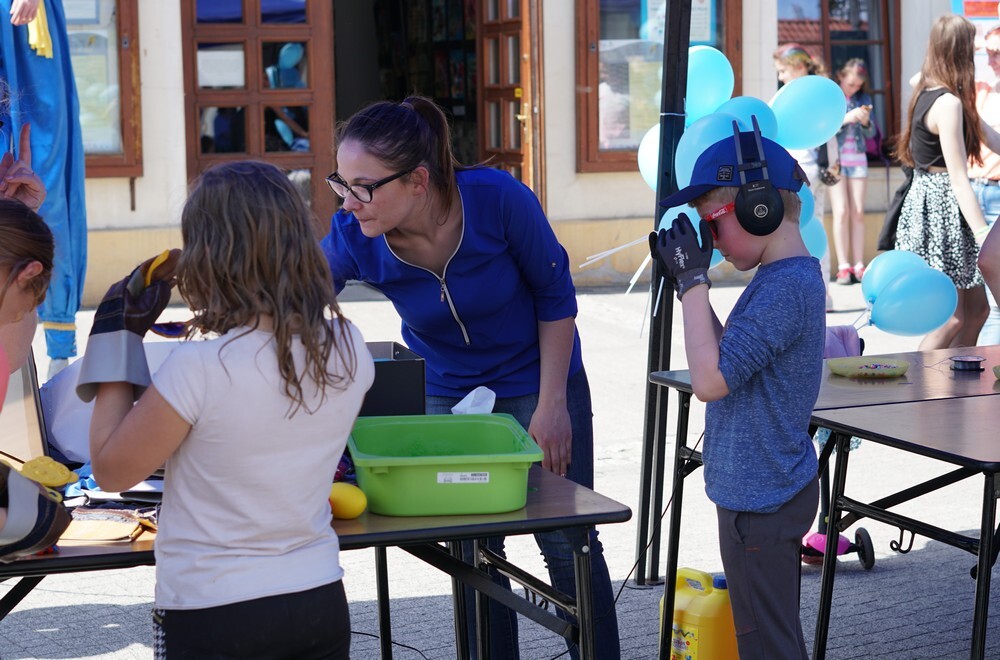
[{"xmin": 660, "ymin": 567, "xmax": 739, "ymax": 660}]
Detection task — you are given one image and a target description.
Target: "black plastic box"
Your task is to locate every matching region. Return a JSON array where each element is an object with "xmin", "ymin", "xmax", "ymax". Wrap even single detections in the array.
[{"xmin": 361, "ymin": 341, "xmax": 426, "ymax": 417}]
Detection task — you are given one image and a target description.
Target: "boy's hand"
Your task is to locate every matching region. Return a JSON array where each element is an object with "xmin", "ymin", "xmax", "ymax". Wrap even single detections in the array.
[
  {"xmin": 651, "ymin": 214, "xmax": 713, "ymax": 300},
  {"xmin": 649, "ymin": 231, "xmax": 679, "ymax": 294}
]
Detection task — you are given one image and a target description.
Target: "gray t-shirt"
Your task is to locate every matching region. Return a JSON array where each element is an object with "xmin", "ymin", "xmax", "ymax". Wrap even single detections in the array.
[{"xmin": 705, "ymin": 256, "xmax": 826, "ymax": 513}]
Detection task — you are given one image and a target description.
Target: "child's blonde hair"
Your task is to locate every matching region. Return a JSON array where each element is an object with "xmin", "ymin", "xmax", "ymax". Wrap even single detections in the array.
[
  {"xmin": 691, "ymin": 186, "xmax": 802, "ymax": 224},
  {"xmin": 773, "ymin": 43, "xmax": 827, "ymax": 77},
  {"xmin": 177, "ymin": 160, "xmax": 357, "ymax": 414}
]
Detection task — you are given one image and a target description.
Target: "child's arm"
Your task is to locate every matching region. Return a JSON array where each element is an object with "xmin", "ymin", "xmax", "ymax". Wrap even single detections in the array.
[
  {"xmin": 90, "ymin": 382, "xmax": 190, "ymax": 492},
  {"xmin": 650, "ymin": 214, "xmax": 729, "ymax": 402},
  {"xmin": 678, "ymin": 285, "xmax": 730, "ymax": 401}
]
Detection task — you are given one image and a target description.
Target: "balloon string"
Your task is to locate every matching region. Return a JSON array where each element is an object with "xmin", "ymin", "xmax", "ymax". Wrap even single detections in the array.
[
  {"xmin": 851, "ymin": 309, "xmax": 869, "ymax": 329},
  {"xmin": 625, "ymin": 254, "xmax": 652, "ymax": 295},
  {"xmin": 652, "ymin": 276, "xmax": 665, "ymax": 318},
  {"xmin": 660, "ymin": 112, "xmax": 687, "ymax": 118},
  {"xmin": 579, "ymin": 235, "xmax": 648, "ymax": 269}
]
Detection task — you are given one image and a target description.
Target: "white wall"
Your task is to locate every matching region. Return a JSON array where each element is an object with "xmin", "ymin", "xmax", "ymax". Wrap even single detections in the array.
[{"xmin": 83, "ymin": 1, "xmax": 187, "ymax": 231}]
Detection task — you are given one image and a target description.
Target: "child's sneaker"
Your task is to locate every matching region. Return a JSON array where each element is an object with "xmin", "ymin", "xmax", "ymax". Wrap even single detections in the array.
[
  {"xmin": 835, "ymin": 266, "xmax": 854, "ymax": 285},
  {"xmin": 0, "ymin": 463, "xmax": 71, "ymax": 563},
  {"xmin": 852, "ymin": 263, "xmax": 866, "ymax": 284}
]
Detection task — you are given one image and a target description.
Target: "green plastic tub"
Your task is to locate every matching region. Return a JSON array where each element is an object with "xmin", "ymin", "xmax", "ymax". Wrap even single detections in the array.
[{"xmin": 348, "ymin": 414, "xmax": 544, "ymax": 516}]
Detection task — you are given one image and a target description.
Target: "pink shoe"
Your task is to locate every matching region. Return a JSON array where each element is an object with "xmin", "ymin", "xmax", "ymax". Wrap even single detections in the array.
[{"xmin": 853, "ymin": 263, "xmax": 865, "ymax": 284}]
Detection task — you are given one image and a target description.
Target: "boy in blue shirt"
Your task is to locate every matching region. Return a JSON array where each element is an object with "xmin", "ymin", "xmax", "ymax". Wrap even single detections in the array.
[{"xmin": 650, "ymin": 120, "xmax": 825, "ymax": 659}]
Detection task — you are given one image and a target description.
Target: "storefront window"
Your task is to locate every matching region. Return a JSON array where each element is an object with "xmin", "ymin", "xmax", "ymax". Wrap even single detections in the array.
[
  {"xmin": 576, "ymin": 0, "xmax": 734, "ymax": 172},
  {"xmin": 65, "ymin": 0, "xmax": 141, "ymax": 176}
]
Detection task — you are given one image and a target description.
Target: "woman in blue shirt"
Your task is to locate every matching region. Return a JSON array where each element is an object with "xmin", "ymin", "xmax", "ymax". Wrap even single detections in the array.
[{"xmin": 321, "ymin": 96, "xmax": 620, "ymax": 659}]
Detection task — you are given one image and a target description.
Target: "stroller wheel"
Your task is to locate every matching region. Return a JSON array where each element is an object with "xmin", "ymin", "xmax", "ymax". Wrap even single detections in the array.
[{"xmin": 856, "ymin": 528, "xmax": 875, "ymax": 570}]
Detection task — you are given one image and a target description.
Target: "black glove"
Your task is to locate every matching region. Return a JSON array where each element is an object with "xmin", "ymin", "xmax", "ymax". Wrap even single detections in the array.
[
  {"xmin": 650, "ymin": 214, "xmax": 714, "ymax": 300},
  {"xmin": 649, "ymin": 230, "xmax": 679, "ymax": 295},
  {"xmin": 76, "ymin": 251, "xmax": 179, "ymax": 402}
]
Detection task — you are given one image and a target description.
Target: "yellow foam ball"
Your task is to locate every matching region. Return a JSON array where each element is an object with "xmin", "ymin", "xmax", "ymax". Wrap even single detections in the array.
[{"xmin": 329, "ymin": 482, "xmax": 367, "ymax": 519}]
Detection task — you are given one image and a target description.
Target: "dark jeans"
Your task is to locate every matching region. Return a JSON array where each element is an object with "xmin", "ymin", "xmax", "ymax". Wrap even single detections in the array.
[
  {"xmin": 152, "ymin": 580, "xmax": 351, "ymax": 659},
  {"xmin": 427, "ymin": 367, "xmax": 621, "ymax": 660}
]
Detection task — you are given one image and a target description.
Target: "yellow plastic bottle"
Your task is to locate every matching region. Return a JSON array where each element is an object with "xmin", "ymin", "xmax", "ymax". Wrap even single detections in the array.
[{"xmin": 659, "ymin": 567, "xmax": 739, "ymax": 660}]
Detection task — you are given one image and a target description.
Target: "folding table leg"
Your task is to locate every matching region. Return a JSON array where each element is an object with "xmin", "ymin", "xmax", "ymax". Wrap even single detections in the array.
[
  {"xmin": 658, "ymin": 391, "xmax": 693, "ymax": 659},
  {"xmin": 0, "ymin": 576, "xmax": 43, "ymax": 620},
  {"xmin": 814, "ymin": 431, "xmax": 851, "ymax": 660},
  {"xmin": 374, "ymin": 547, "xmax": 393, "ymax": 659},
  {"xmin": 473, "ymin": 539, "xmax": 491, "ymax": 659},
  {"xmin": 449, "ymin": 540, "xmax": 471, "ymax": 660},
  {"xmin": 971, "ymin": 474, "xmax": 998, "ymax": 659},
  {"xmin": 572, "ymin": 527, "xmax": 596, "ymax": 660}
]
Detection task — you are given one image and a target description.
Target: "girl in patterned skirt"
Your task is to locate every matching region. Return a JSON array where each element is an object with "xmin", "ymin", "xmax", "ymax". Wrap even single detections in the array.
[{"xmin": 895, "ymin": 14, "xmax": 1000, "ymax": 348}]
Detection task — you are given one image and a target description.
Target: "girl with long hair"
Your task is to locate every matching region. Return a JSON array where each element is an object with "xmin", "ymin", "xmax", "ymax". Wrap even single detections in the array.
[
  {"xmin": 828, "ymin": 58, "xmax": 877, "ymax": 285},
  {"xmin": 773, "ymin": 43, "xmax": 837, "ymax": 310},
  {"xmin": 85, "ymin": 160, "xmax": 374, "ymax": 658},
  {"xmin": 895, "ymin": 14, "xmax": 1000, "ymax": 348}
]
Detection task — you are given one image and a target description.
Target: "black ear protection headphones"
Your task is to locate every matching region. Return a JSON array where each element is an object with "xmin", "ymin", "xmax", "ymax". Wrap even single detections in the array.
[{"xmin": 732, "ymin": 116, "xmax": 784, "ymax": 236}]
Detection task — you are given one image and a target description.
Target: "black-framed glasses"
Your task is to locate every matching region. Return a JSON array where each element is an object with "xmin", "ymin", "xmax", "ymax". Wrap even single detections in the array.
[{"xmin": 325, "ymin": 169, "xmax": 412, "ymax": 203}]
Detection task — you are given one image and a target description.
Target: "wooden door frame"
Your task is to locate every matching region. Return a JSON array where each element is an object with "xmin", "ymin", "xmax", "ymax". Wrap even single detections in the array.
[{"xmin": 178, "ymin": 1, "xmax": 336, "ymax": 228}]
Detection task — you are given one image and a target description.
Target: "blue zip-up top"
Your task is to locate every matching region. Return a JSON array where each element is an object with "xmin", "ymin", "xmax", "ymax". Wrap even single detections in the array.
[{"xmin": 321, "ymin": 167, "xmax": 583, "ymax": 398}]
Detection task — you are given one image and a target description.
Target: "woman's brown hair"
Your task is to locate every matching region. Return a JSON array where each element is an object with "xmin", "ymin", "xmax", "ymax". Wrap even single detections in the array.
[
  {"xmin": 0, "ymin": 199, "xmax": 53, "ymax": 310},
  {"xmin": 177, "ymin": 160, "xmax": 357, "ymax": 414},
  {"xmin": 334, "ymin": 95, "xmax": 468, "ymax": 219},
  {"xmin": 895, "ymin": 14, "xmax": 983, "ymax": 167}
]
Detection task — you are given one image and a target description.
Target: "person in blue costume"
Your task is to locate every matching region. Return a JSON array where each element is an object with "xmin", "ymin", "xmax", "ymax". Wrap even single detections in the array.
[
  {"xmin": 650, "ymin": 121, "xmax": 824, "ymax": 659},
  {"xmin": 0, "ymin": 0, "xmax": 88, "ymax": 377},
  {"xmin": 321, "ymin": 96, "xmax": 621, "ymax": 659}
]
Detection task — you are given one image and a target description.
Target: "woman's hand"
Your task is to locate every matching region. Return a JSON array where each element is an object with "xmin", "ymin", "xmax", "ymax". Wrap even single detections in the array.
[
  {"xmin": 9, "ymin": 0, "xmax": 40, "ymax": 26},
  {"xmin": 528, "ymin": 401, "xmax": 572, "ymax": 477},
  {"xmin": 0, "ymin": 124, "xmax": 46, "ymax": 212}
]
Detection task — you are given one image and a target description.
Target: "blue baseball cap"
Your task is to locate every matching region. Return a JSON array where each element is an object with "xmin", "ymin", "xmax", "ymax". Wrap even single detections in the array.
[{"xmin": 659, "ymin": 128, "xmax": 807, "ymax": 209}]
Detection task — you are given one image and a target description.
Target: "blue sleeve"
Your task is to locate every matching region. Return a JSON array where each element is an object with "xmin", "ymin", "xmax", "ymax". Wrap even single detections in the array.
[
  {"xmin": 718, "ymin": 275, "xmax": 807, "ymax": 391},
  {"xmin": 320, "ymin": 212, "xmax": 361, "ymax": 294},
  {"xmin": 497, "ymin": 177, "xmax": 578, "ymax": 322}
]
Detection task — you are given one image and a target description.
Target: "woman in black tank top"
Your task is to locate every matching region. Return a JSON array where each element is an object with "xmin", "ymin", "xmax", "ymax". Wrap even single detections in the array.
[{"xmin": 894, "ymin": 15, "xmax": 1000, "ymax": 349}]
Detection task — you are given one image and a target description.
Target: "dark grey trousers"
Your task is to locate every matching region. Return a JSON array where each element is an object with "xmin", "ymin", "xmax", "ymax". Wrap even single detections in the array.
[{"xmin": 717, "ymin": 476, "xmax": 819, "ymax": 660}]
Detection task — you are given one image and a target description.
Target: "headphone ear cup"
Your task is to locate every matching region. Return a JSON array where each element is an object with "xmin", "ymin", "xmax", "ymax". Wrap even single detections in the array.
[{"xmin": 734, "ymin": 181, "xmax": 784, "ymax": 236}]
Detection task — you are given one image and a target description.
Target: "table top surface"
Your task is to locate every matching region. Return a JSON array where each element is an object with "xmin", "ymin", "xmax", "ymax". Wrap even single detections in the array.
[
  {"xmin": 651, "ymin": 345, "xmax": 1000, "ymax": 411},
  {"xmin": 0, "ymin": 467, "xmax": 631, "ymax": 578},
  {"xmin": 812, "ymin": 395, "xmax": 1000, "ymax": 468}
]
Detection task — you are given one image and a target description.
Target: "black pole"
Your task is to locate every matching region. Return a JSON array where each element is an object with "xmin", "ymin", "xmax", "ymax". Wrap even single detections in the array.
[{"xmin": 634, "ymin": 0, "xmax": 691, "ymax": 588}]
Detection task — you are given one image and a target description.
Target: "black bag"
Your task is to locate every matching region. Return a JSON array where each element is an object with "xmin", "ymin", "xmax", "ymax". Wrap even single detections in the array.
[{"xmin": 877, "ymin": 165, "xmax": 913, "ymax": 251}]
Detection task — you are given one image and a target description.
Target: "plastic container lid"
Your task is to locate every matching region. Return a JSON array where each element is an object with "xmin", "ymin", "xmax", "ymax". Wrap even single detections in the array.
[{"xmin": 713, "ymin": 575, "xmax": 728, "ymax": 590}]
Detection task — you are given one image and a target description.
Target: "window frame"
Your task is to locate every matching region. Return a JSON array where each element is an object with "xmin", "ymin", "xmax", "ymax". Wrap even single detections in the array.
[
  {"xmin": 79, "ymin": 0, "xmax": 143, "ymax": 178},
  {"xmin": 574, "ymin": 0, "xmax": 742, "ymax": 173},
  {"xmin": 179, "ymin": 1, "xmax": 336, "ymax": 226}
]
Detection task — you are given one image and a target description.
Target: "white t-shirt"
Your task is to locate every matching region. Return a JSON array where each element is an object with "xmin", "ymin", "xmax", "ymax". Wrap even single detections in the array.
[{"xmin": 151, "ymin": 320, "xmax": 374, "ymax": 609}]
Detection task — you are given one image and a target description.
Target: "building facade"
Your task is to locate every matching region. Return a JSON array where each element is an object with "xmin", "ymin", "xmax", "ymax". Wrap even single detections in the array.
[{"xmin": 68, "ymin": 0, "xmax": 949, "ymax": 303}]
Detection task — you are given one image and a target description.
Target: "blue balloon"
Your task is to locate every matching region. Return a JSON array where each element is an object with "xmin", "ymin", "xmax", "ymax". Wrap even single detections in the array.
[
  {"xmin": 714, "ymin": 97, "xmax": 779, "ymax": 140},
  {"xmin": 769, "ymin": 76, "xmax": 847, "ymax": 150},
  {"xmin": 675, "ymin": 112, "xmax": 740, "ymax": 187},
  {"xmin": 798, "ymin": 186, "xmax": 815, "ymax": 228},
  {"xmin": 710, "ymin": 249, "xmax": 724, "ymax": 269},
  {"xmin": 686, "ymin": 46, "xmax": 735, "ymax": 125},
  {"xmin": 861, "ymin": 250, "xmax": 928, "ymax": 304},
  {"xmin": 638, "ymin": 124, "xmax": 660, "ymax": 191},
  {"xmin": 870, "ymin": 268, "xmax": 958, "ymax": 336},
  {"xmin": 800, "ymin": 216, "xmax": 828, "ymax": 258}
]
